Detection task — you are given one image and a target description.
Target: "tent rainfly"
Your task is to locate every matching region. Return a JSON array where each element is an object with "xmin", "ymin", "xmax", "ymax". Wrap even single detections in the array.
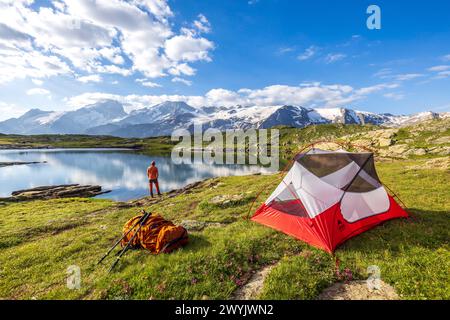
[{"xmin": 252, "ymin": 148, "xmax": 409, "ymax": 253}]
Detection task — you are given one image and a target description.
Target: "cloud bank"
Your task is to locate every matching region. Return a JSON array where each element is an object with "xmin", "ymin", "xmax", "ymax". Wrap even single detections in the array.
[
  {"xmin": 65, "ymin": 82, "xmax": 400, "ymax": 112},
  {"xmin": 0, "ymin": 0, "xmax": 214, "ymax": 84}
]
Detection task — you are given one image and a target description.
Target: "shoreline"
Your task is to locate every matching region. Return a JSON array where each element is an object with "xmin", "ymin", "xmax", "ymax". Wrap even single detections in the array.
[{"xmin": 0, "ymin": 144, "xmax": 143, "ymax": 150}]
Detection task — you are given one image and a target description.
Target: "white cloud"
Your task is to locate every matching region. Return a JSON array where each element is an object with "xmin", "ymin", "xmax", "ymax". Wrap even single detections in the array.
[
  {"xmin": 0, "ymin": 102, "xmax": 28, "ymax": 121},
  {"xmin": 26, "ymin": 88, "xmax": 51, "ymax": 95},
  {"xmin": 168, "ymin": 63, "xmax": 196, "ymax": 76},
  {"xmin": 277, "ymin": 47, "xmax": 295, "ymax": 55},
  {"xmin": 324, "ymin": 53, "xmax": 346, "ymax": 64},
  {"xmin": 193, "ymin": 14, "xmax": 211, "ymax": 34},
  {"xmin": 132, "ymin": 0, "xmax": 173, "ymax": 20},
  {"xmin": 0, "ymin": 0, "xmax": 214, "ymax": 83},
  {"xmin": 136, "ymin": 78, "xmax": 162, "ymax": 88},
  {"xmin": 165, "ymin": 34, "xmax": 214, "ymax": 63},
  {"xmin": 96, "ymin": 64, "xmax": 132, "ymax": 77},
  {"xmin": 383, "ymin": 92, "xmax": 404, "ymax": 101},
  {"xmin": 442, "ymin": 54, "xmax": 450, "ymax": 61},
  {"xmin": 355, "ymin": 83, "xmax": 399, "ymax": 95},
  {"xmin": 65, "ymin": 81, "xmax": 398, "ymax": 111},
  {"xmin": 0, "ymin": 44, "xmax": 72, "ymax": 84},
  {"xmin": 172, "ymin": 77, "xmax": 192, "ymax": 86},
  {"xmin": 394, "ymin": 73, "xmax": 423, "ymax": 81},
  {"xmin": 141, "ymin": 82, "xmax": 162, "ymax": 88},
  {"xmin": 76, "ymin": 74, "xmax": 102, "ymax": 83},
  {"xmin": 374, "ymin": 70, "xmax": 427, "ymax": 82},
  {"xmin": 31, "ymin": 79, "xmax": 44, "ymax": 86},
  {"xmin": 297, "ymin": 46, "xmax": 317, "ymax": 61},
  {"xmin": 427, "ymin": 65, "xmax": 450, "ymax": 72},
  {"xmin": 373, "ymin": 68, "xmax": 392, "ymax": 79},
  {"xmin": 434, "ymin": 71, "xmax": 450, "ymax": 79}
]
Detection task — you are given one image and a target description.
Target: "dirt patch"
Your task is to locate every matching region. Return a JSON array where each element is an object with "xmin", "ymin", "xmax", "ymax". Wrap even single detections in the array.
[
  {"xmin": 317, "ymin": 280, "xmax": 399, "ymax": 300},
  {"xmin": 231, "ymin": 264, "xmax": 277, "ymax": 300}
]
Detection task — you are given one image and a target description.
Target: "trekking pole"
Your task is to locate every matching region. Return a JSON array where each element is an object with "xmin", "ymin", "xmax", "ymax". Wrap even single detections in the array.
[
  {"xmin": 108, "ymin": 210, "xmax": 152, "ymax": 273},
  {"xmin": 97, "ymin": 210, "xmax": 147, "ymax": 265}
]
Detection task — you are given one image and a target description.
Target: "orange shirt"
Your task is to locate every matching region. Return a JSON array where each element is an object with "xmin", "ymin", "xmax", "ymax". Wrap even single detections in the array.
[{"xmin": 147, "ymin": 166, "xmax": 159, "ymax": 180}]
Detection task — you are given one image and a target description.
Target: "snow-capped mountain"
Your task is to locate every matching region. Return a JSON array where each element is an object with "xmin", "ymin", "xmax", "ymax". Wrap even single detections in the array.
[
  {"xmin": 0, "ymin": 108, "xmax": 55, "ymax": 135},
  {"xmin": 0, "ymin": 100, "xmax": 446, "ymax": 138},
  {"xmin": 119, "ymin": 101, "xmax": 198, "ymax": 126},
  {"xmin": 0, "ymin": 100, "xmax": 127, "ymax": 135}
]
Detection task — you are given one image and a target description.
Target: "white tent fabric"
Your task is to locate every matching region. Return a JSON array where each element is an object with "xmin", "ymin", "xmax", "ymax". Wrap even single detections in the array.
[
  {"xmin": 291, "ymin": 162, "xmax": 343, "ymax": 218},
  {"xmin": 265, "ymin": 170, "xmax": 295, "ymax": 203},
  {"xmin": 340, "ymin": 187, "xmax": 390, "ymax": 222},
  {"xmin": 265, "ymin": 150, "xmax": 390, "ymax": 222},
  {"xmin": 320, "ymin": 161, "xmax": 361, "ymax": 189}
]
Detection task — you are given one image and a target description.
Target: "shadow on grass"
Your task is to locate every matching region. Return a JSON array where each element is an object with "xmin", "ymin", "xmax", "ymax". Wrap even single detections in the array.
[
  {"xmin": 183, "ymin": 233, "xmax": 212, "ymax": 251},
  {"xmin": 337, "ymin": 208, "xmax": 449, "ymax": 254}
]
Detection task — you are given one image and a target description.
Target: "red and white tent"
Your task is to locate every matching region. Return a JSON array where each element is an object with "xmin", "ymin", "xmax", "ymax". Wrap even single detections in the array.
[{"xmin": 252, "ymin": 148, "xmax": 408, "ymax": 253}]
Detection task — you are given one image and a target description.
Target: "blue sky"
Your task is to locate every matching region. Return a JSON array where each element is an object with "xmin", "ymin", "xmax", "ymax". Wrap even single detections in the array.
[{"xmin": 0, "ymin": 0, "xmax": 450, "ymax": 120}]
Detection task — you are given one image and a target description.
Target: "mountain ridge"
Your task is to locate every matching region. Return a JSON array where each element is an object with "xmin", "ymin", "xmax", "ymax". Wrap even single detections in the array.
[{"xmin": 0, "ymin": 100, "xmax": 447, "ymax": 138}]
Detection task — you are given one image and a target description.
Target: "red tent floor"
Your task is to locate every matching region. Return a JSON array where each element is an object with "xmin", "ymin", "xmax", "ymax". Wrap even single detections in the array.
[{"xmin": 251, "ymin": 195, "xmax": 409, "ymax": 253}]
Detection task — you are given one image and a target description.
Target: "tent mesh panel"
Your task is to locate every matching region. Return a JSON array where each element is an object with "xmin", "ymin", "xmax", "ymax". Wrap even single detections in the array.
[
  {"xmin": 296, "ymin": 152, "xmax": 382, "ymax": 193},
  {"xmin": 270, "ymin": 199, "xmax": 309, "ymax": 217}
]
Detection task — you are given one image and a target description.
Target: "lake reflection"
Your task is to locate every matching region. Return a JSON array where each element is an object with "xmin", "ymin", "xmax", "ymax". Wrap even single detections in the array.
[{"xmin": 0, "ymin": 149, "xmax": 272, "ymax": 201}]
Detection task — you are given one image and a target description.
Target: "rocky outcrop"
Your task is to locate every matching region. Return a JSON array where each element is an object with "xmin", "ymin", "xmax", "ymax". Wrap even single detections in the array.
[
  {"xmin": 352, "ymin": 129, "xmax": 398, "ymax": 148},
  {"xmin": 341, "ymin": 119, "xmax": 450, "ymax": 159},
  {"xmin": 317, "ymin": 280, "xmax": 399, "ymax": 300},
  {"xmin": 407, "ymin": 157, "xmax": 450, "ymax": 170},
  {"xmin": 180, "ymin": 220, "xmax": 224, "ymax": 232},
  {"xmin": 0, "ymin": 184, "xmax": 110, "ymax": 202},
  {"xmin": 231, "ymin": 264, "xmax": 278, "ymax": 300},
  {"xmin": 0, "ymin": 161, "xmax": 46, "ymax": 167}
]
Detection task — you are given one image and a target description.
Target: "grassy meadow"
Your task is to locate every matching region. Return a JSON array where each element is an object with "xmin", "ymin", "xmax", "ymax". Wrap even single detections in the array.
[
  {"xmin": 0, "ymin": 159, "xmax": 448, "ymax": 300},
  {"xmin": 0, "ymin": 120, "xmax": 449, "ymax": 300}
]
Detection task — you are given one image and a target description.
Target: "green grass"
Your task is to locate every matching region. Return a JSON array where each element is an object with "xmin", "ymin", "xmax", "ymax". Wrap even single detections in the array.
[{"xmin": 0, "ymin": 158, "xmax": 448, "ymax": 300}]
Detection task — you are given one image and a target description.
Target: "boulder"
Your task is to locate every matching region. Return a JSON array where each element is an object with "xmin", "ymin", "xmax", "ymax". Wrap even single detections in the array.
[
  {"xmin": 404, "ymin": 148, "xmax": 427, "ymax": 156},
  {"xmin": 1, "ymin": 184, "xmax": 110, "ymax": 202},
  {"xmin": 432, "ymin": 136, "xmax": 450, "ymax": 144},
  {"xmin": 378, "ymin": 138, "xmax": 393, "ymax": 147},
  {"xmin": 428, "ymin": 146, "xmax": 450, "ymax": 156},
  {"xmin": 209, "ymin": 194, "xmax": 244, "ymax": 205},
  {"xmin": 387, "ymin": 144, "xmax": 409, "ymax": 155},
  {"xmin": 318, "ymin": 280, "xmax": 399, "ymax": 300},
  {"xmin": 180, "ymin": 220, "xmax": 223, "ymax": 231}
]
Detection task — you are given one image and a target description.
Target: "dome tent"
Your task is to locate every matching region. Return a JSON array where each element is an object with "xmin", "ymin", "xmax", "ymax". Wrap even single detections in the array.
[{"xmin": 251, "ymin": 147, "xmax": 409, "ymax": 253}]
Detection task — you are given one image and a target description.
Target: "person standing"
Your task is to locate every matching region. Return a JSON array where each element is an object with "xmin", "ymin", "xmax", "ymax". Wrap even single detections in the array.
[{"xmin": 147, "ymin": 161, "xmax": 161, "ymax": 197}]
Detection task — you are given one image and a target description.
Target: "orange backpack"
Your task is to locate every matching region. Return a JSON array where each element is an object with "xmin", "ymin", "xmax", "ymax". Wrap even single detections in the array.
[{"xmin": 121, "ymin": 213, "xmax": 188, "ymax": 254}]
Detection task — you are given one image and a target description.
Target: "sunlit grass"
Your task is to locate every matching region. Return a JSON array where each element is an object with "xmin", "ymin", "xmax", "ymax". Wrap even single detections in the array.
[{"xmin": 0, "ymin": 158, "xmax": 448, "ymax": 300}]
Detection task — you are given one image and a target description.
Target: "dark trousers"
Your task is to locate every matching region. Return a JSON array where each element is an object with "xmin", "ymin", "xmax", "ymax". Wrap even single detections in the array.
[{"xmin": 149, "ymin": 179, "xmax": 161, "ymax": 196}]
